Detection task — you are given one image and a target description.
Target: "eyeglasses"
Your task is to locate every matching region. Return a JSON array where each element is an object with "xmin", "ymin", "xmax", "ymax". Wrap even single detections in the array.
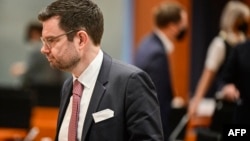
[{"xmin": 40, "ymin": 30, "xmax": 77, "ymax": 49}]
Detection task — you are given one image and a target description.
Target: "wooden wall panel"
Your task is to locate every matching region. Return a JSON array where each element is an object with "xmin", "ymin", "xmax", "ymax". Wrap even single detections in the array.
[
  {"xmin": 134, "ymin": 0, "xmax": 192, "ymax": 103},
  {"xmin": 241, "ymin": 0, "xmax": 250, "ymax": 6}
]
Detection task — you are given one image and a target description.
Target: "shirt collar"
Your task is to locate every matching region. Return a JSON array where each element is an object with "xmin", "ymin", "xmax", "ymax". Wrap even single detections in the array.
[
  {"xmin": 154, "ymin": 28, "xmax": 174, "ymax": 54},
  {"xmin": 72, "ymin": 50, "xmax": 103, "ymax": 88}
]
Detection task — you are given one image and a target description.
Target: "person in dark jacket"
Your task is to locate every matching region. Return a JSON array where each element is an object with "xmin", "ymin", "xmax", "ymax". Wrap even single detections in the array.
[{"xmin": 134, "ymin": 2, "xmax": 188, "ymax": 140}]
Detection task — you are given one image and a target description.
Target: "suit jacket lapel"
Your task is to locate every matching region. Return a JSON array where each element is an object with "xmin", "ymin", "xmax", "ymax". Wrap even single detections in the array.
[
  {"xmin": 56, "ymin": 78, "xmax": 73, "ymax": 139},
  {"xmin": 81, "ymin": 52, "xmax": 112, "ymax": 141}
]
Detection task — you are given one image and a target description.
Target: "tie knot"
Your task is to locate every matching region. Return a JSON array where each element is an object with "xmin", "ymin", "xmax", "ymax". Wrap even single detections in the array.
[{"xmin": 73, "ymin": 80, "xmax": 83, "ymax": 97}]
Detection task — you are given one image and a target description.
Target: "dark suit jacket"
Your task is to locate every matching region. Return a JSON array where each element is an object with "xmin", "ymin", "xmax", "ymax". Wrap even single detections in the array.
[
  {"xmin": 221, "ymin": 39, "xmax": 250, "ymax": 124},
  {"xmin": 134, "ymin": 32, "xmax": 173, "ymax": 139},
  {"xmin": 55, "ymin": 53, "xmax": 164, "ymax": 141}
]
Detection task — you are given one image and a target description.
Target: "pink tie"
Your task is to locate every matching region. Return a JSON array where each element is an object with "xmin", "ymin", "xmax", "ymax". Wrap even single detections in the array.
[{"xmin": 68, "ymin": 80, "xmax": 83, "ymax": 141}]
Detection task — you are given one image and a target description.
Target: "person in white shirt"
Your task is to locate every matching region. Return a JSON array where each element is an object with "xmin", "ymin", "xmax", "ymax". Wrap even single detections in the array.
[{"xmin": 188, "ymin": 0, "xmax": 250, "ymax": 118}]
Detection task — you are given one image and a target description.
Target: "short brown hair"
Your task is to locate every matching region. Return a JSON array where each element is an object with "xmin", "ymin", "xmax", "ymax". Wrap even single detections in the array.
[
  {"xmin": 154, "ymin": 2, "xmax": 184, "ymax": 28},
  {"xmin": 38, "ymin": 0, "xmax": 104, "ymax": 45},
  {"xmin": 25, "ymin": 21, "xmax": 42, "ymax": 42}
]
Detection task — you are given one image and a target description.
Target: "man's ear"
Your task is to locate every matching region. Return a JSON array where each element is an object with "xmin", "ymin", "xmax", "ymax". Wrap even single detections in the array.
[{"xmin": 77, "ymin": 30, "xmax": 88, "ymax": 47}]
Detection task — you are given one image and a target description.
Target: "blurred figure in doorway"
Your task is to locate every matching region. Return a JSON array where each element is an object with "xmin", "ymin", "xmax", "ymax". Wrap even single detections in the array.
[{"xmin": 134, "ymin": 1, "xmax": 188, "ymax": 140}]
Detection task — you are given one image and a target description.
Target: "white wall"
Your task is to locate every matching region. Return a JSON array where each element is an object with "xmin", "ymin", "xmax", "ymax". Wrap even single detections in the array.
[
  {"xmin": 95, "ymin": 0, "xmax": 125, "ymax": 60},
  {"xmin": 0, "ymin": 0, "xmax": 128, "ymax": 87}
]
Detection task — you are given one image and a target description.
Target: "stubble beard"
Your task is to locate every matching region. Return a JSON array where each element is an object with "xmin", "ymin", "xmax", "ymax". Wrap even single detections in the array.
[{"xmin": 49, "ymin": 56, "xmax": 80, "ymax": 72}]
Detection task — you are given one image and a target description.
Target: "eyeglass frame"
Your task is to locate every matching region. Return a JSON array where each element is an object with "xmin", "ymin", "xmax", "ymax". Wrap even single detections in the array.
[{"xmin": 40, "ymin": 30, "xmax": 78, "ymax": 49}]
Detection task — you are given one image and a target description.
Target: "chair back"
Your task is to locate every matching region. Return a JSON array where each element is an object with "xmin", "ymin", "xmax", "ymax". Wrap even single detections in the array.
[{"xmin": 0, "ymin": 87, "xmax": 34, "ymax": 129}]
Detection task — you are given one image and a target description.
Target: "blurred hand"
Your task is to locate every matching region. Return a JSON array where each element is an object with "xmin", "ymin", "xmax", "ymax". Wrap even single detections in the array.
[
  {"xmin": 10, "ymin": 61, "xmax": 27, "ymax": 77},
  {"xmin": 221, "ymin": 83, "xmax": 240, "ymax": 102},
  {"xmin": 188, "ymin": 97, "xmax": 200, "ymax": 118},
  {"xmin": 171, "ymin": 96, "xmax": 185, "ymax": 109}
]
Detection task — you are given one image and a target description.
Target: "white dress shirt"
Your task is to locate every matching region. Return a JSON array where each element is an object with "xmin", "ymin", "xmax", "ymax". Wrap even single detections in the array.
[
  {"xmin": 58, "ymin": 50, "xmax": 103, "ymax": 141},
  {"xmin": 154, "ymin": 28, "xmax": 174, "ymax": 54}
]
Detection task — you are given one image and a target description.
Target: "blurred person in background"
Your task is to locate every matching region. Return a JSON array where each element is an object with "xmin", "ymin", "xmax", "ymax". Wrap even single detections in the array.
[
  {"xmin": 220, "ymin": 37, "xmax": 250, "ymax": 124},
  {"xmin": 134, "ymin": 1, "xmax": 188, "ymax": 140},
  {"xmin": 10, "ymin": 21, "xmax": 65, "ymax": 91},
  {"xmin": 188, "ymin": 0, "xmax": 250, "ymax": 118}
]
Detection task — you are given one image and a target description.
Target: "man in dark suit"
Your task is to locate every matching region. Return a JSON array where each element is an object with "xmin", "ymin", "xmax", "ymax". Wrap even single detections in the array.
[
  {"xmin": 220, "ymin": 39, "xmax": 250, "ymax": 124},
  {"xmin": 38, "ymin": 0, "xmax": 164, "ymax": 141},
  {"xmin": 134, "ymin": 2, "xmax": 188, "ymax": 140}
]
